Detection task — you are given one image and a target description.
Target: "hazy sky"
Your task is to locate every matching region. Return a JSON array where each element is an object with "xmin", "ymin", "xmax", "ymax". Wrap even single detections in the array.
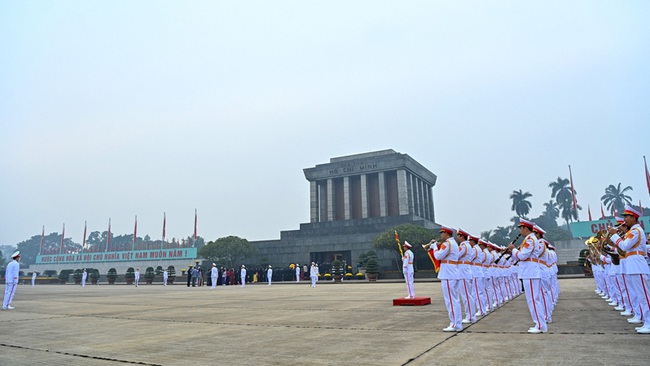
[{"xmin": 1, "ymin": 1, "xmax": 649, "ymax": 247}]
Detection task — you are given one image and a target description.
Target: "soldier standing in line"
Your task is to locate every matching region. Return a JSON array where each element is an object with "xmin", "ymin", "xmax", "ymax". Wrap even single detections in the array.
[
  {"xmin": 210, "ymin": 263, "xmax": 219, "ymax": 289},
  {"xmin": 267, "ymin": 265, "xmax": 273, "ymax": 286},
  {"xmin": 3, "ymin": 251, "xmax": 21, "ymax": 310}
]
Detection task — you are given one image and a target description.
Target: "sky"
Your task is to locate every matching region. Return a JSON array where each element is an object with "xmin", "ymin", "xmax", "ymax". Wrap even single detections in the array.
[{"xmin": 1, "ymin": 1, "xmax": 649, "ymax": 248}]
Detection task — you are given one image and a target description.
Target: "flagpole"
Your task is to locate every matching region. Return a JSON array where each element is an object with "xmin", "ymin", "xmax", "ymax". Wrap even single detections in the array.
[
  {"xmin": 644, "ymin": 155, "xmax": 650, "ymax": 197},
  {"xmin": 569, "ymin": 165, "xmax": 579, "ymax": 219},
  {"xmin": 132, "ymin": 215, "xmax": 137, "ymax": 251},
  {"xmin": 106, "ymin": 218, "xmax": 111, "ymax": 252},
  {"xmin": 59, "ymin": 223, "xmax": 65, "ymax": 255},
  {"xmin": 39, "ymin": 225, "xmax": 45, "ymax": 255}
]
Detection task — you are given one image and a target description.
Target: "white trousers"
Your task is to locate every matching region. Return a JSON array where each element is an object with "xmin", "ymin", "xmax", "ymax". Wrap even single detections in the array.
[
  {"xmin": 403, "ymin": 269, "xmax": 414, "ymax": 297},
  {"xmin": 441, "ymin": 279, "xmax": 462, "ymax": 329},
  {"xmin": 473, "ymin": 276, "xmax": 487, "ymax": 315},
  {"xmin": 460, "ymin": 278, "xmax": 476, "ymax": 321},
  {"xmin": 3, "ymin": 282, "xmax": 17, "ymax": 308},
  {"xmin": 523, "ymin": 278, "xmax": 547, "ymax": 331},
  {"xmin": 310, "ymin": 275, "xmax": 317, "ymax": 287},
  {"xmin": 211, "ymin": 275, "xmax": 218, "ymax": 289},
  {"xmin": 623, "ymin": 273, "xmax": 650, "ymax": 325}
]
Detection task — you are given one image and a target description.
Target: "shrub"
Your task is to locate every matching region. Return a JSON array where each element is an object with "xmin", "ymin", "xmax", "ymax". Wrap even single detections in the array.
[{"xmin": 365, "ymin": 258, "xmax": 379, "ymax": 274}]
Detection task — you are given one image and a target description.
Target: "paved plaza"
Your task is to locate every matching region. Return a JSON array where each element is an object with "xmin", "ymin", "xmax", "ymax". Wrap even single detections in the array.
[{"xmin": 1, "ymin": 277, "xmax": 649, "ymax": 366}]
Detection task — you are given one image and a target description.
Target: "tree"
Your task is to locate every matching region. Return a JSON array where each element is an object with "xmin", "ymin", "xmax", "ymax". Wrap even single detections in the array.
[
  {"xmin": 542, "ymin": 200, "xmax": 560, "ymax": 221},
  {"xmin": 16, "ymin": 233, "xmax": 81, "ymax": 265},
  {"xmin": 373, "ymin": 224, "xmax": 438, "ymax": 270},
  {"xmin": 480, "ymin": 230, "xmax": 492, "ymax": 241},
  {"xmin": 198, "ymin": 236, "xmax": 257, "ymax": 268},
  {"xmin": 601, "ymin": 183, "xmax": 633, "ymax": 215},
  {"xmin": 549, "ymin": 177, "xmax": 580, "ymax": 228},
  {"xmin": 510, "ymin": 189, "xmax": 533, "ymax": 218}
]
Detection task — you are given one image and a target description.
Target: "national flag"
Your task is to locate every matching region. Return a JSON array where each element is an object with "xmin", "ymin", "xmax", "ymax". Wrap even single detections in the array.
[
  {"xmin": 162, "ymin": 212, "xmax": 167, "ymax": 242},
  {"xmin": 193, "ymin": 209, "xmax": 198, "ymax": 240},
  {"xmin": 106, "ymin": 218, "xmax": 111, "ymax": 252},
  {"xmin": 645, "ymin": 156, "xmax": 650, "ymax": 196},
  {"xmin": 60, "ymin": 223, "xmax": 65, "ymax": 254},
  {"xmin": 39, "ymin": 225, "xmax": 45, "ymax": 255},
  {"xmin": 427, "ymin": 248, "xmax": 441, "ymax": 273},
  {"xmin": 133, "ymin": 215, "xmax": 138, "ymax": 250},
  {"xmin": 569, "ymin": 165, "xmax": 578, "ymax": 211},
  {"xmin": 640, "ymin": 200, "xmax": 644, "ymax": 217},
  {"xmin": 82, "ymin": 221, "xmax": 87, "ymax": 253},
  {"xmin": 588, "ymin": 204, "xmax": 592, "ymax": 221},
  {"xmin": 600, "ymin": 203, "xmax": 606, "ymax": 219}
]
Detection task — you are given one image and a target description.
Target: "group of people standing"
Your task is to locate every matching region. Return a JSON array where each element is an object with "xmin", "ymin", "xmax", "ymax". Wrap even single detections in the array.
[
  {"xmin": 588, "ymin": 205, "xmax": 650, "ymax": 334},
  {"xmin": 404, "ymin": 218, "xmax": 559, "ymax": 333}
]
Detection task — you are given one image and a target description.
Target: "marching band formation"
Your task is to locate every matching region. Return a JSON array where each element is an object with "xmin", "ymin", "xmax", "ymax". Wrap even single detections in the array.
[
  {"xmin": 587, "ymin": 205, "xmax": 650, "ymax": 334},
  {"xmin": 414, "ymin": 218, "xmax": 559, "ymax": 333}
]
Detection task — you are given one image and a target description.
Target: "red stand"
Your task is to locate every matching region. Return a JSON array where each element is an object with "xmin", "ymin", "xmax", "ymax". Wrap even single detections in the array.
[{"xmin": 392, "ymin": 296, "xmax": 431, "ymax": 306}]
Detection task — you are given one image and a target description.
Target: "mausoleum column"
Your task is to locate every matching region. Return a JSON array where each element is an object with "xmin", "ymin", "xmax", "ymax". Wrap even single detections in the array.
[
  {"xmin": 327, "ymin": 178, "xmax": 334, "ymax": 221},
  {"xmin": 378, "ymin": 171, "xmax": 387, "ymax": 217},
  {"xmin": 361, "ymin": 174, "xmax": 368, "ymax": 219},
  {"xmin": 397, "ymin": 169, "xmax": 409, "ymax": 215},
  {"xmin": 343, "ymin": 176, "xmax": 351, "ymax": 220},
  {"xmin": 310, "ymin": 181, "xmax": 318, "ymax": 223}
]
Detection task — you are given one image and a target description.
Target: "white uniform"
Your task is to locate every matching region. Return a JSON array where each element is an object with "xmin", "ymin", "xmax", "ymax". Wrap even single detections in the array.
[
  {"xmin": 3, "ymin": 258, "xmax": 20, "ymax": 309},
  {"xmin": 134, "ymin": 270, "xmax": 140, "ymax": 287},
  {"xmin": 267, "ymin": 267, "xmax": 273, "ymax": 285},
  {"xmin": 210, "ymin": 266, "xmax": 219, "ymax": 289},
  {"xmin": 295, "ymin": 265, "xmax": 301, "ymax": 282},
  {"xmin": 240, "ymin": 267, "xmax": 247, "ymax": 287},
  {"xmin": 81, "ymin": 270, "xmax": 87, "ymax": 287},
  {"xmin": 611, "ymin": 224, "xmax": 650, "ymax": 331},
  {"xmin": 163, "ymin": 270, "xmax": 168, "ymax": 286},
  {"xmin": 434, "ymin": 236, "xmax": 462, "ymax": 331},
  {"xmin": 31, "ymin": 272, "xmax": 36, "ymax": 286},
  {"xmin": 310, "ymin": 264, "xmax": 319, "ymax": 287},
  {"xmin": 402, "ymin": 249, "xmax": 415, "ymax": 298},
  {"xmin": 457, "ymin": 240, "xmax": 476, "ymax": 322},
  {"xmin": 512, "ymin": 232, "xmax": 547, "ymax": 332}
]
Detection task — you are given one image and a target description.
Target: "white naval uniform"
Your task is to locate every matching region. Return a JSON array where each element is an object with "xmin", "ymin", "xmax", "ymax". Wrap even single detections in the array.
[
  {"xmin": 611, "ymin": 224, "xmax": 650, "ymax": 330},
  {"xmin": 31, "ymin": 272, "xmax": 36, "ymax": 286},
  {"xmin": 134, "ymin": 270, "xmax": 140, "ymax": 287},
  {"xmin": 240, "ymin": 268, "xmax": 247, "ymax": 287},
  {"xmin": 267, "ymin": 268, "xmax": 273, "ymax": 285},
  {"xmin": 211, "ymin": 267, "xmax": 219, "ymax": 289},
  {"xmin": 3, "ymin": 259, "xmax": 20, "ymax": 309},
  {"xmin": 163, "ymin": 270, "xmax": 168, "ymax": 286},
  {"xmin": 81, "ymin": 271, "xmax": 87, "ymax": 287},
  {"xmin": 512, "ymin": 232, "xmax": 547, "ymax": 332},
  {"xmin": 402, "ymin": 249, "xmax": 415, "ymax": 298},
  {"xmin": 310, "ymin": 265, "xmax": 318, "ymax": 287},
  {"xmin": 434, "ymin": 237, "xmax": 462, "ymax": 330},
  {"xmin": 295, "ymin": 266, "xmax": 301, "ymax": 282}
]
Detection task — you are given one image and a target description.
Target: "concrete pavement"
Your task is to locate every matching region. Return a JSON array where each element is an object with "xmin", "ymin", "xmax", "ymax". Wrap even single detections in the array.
[{"xmin": 1, "ymin": 277, "xmax": 648, "ymax": 366}]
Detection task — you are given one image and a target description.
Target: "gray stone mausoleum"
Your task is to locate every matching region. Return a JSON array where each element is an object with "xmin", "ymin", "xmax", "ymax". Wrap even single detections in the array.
[{"xmin": 252, "ymin": 149, "xmax": 439, "ymax": 270}]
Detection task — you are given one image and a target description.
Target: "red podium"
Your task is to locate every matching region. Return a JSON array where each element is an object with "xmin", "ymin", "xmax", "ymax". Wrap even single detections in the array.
[{"xmin": 393, "ymin": 296, "xmax": 431, "ymax": 306}]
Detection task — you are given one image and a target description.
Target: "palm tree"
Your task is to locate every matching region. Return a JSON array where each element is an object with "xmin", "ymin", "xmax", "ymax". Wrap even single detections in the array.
[
  {"xmin": 543, "ymin": 200, "xmax": 560, "ymax": 220},
  {"xmin": 601, "ymin": 183, "xmax": 633, "ymax": 215},
  {"xmin": 480, "ymin": 230, "xmax": 492, "ymax": 241},
  {"xmin": 510, "ymin": 189, "xmax": 533, "ymax": 218},
  {"xmin": 549, "ymin": 177, "xmax": 580, "ymax": 228}
]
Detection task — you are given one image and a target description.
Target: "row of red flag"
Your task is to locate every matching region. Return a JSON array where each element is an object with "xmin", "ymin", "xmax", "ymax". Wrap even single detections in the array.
[{"xmin": 40, "ymin": 210, "xmax": 199, "ymax": 256}]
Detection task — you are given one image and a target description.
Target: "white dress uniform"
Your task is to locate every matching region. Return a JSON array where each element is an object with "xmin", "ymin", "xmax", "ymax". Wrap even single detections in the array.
[
  {"xmin": 240, "ymin": 266, "xmax": 247, "ymax": 287},
  {"xmin": 295, "ymin": 265, "xmax": 301, "ymax": 283},
  {"xmin": 483, "ymin": 246, "xmax": 497, "ymax": 312},
  {"xmin": 434, "ymin": 227, "xmax": 462, "ymax": 331},
  {"xmin": 3, "ymin": 252, "xmax": 20, "ymax": 309},
  {"xmin": 457, "ymin": 235, "xmax": 476, "ymax": 323},
  {"xmin": 211, "ymin": 265, "xmax": 219, "ymax": 289},
  {"xmin": 267, "ymin": 266, "xmax": 273, "ymax": 285},
  {"xmin": 163, "ymin": 270, "xmax": 168, "ymax": 286},
  {"xmin": 81, "ymin": 270, "xmax": 87, "ymax": 287},
  {"xmin": 31, "ymin": 272, "xmax": 36, "ymax": 286},
  {"xmin": 471, "ymin": 240, "xmax": 488, "ymax": 317},
  {"xmin": 134, "ymin": 269, "xmax": 140, "ymax": 287},
  {"xmin": 402, "ymin": 243, "xmax": 415, "ymax": 298},
  {"xmin": 310, "ymin": 263, "xmax": 319, "ymax": 287},
  {"xmin": 610, "ymin": 216, "xmax": 650, "ymax": 333},
  {"xmin": 511, "ymin": 219, "xmax": 547, "ymax": 333}
]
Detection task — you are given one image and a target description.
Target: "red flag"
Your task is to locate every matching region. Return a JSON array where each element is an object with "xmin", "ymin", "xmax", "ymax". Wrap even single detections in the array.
[
  {"xmin": 82, "ymin": 221, "xmax": 87, "ymax": 252},
  {"xmin": 640, "ymin": 200, "xmax": 644, "ymax": 217},
  {"xmin": 162, "ymin": 212, "xmax": 167, "ymax": 243},
  {"xmin": 569, "ymin": 165, "xmax": 578, "ymax": 211},
  {"xmin": 132, "ymin": 215, "xmax": 137, "ymax": 250},
  {"xmin": 600, "ymin": 203, "xmax": 606, "ymax": 219},
  {"xmin": 106, "ymin": 218, "xmax": 111, "ymax": 252},
  {"xmin": 39, "ymin": 225, "xmax": 45, "ymax": 255},
  {"xmin": 394, "ymin": 230, "xmax": 404, "ymax": 257},
  {"xmin": 427, "ymin": 248, "xmax": 441, "ymax": 273},
  {"xmin": 193, "ymin": 209, "xmax": 198, "ymax": 240},
  {"xmin": 645, "ymin": 156, "xmax": 650, "ymax": 196},
  {"xmin": 588, "ymin": 204, "xmax": 592, "ymax": 221},
  {"xmin": 60, "ymin": 223, "xmax": 65, "ymax": 254}
]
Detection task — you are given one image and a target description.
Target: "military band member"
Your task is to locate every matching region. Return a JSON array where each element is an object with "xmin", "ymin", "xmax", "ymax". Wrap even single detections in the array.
[
  {"xmin": 470, "ymin": 235, "xmax": 487, "ymax": 317},
  {"xmin": 427, "ymin": 225, "xmax": 462, "ymax": 332},
  {"xmin": 607, "ymin": 205, "xmax": 650, "ymax": 334},
  {"xmin": 507, "ymin": 218, "xmax": 547, "ymax": 333}
]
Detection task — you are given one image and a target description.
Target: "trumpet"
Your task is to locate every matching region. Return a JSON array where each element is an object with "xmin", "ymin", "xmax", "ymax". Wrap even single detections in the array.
[{"xmin": 422, "ymin": 239, "xmax": 438, "ymax": 251}]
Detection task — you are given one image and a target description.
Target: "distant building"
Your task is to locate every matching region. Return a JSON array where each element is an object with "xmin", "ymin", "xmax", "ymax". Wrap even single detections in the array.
[{"xmin": 252, "ymin": 149, "xmax": 439, "ymax": 269}]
